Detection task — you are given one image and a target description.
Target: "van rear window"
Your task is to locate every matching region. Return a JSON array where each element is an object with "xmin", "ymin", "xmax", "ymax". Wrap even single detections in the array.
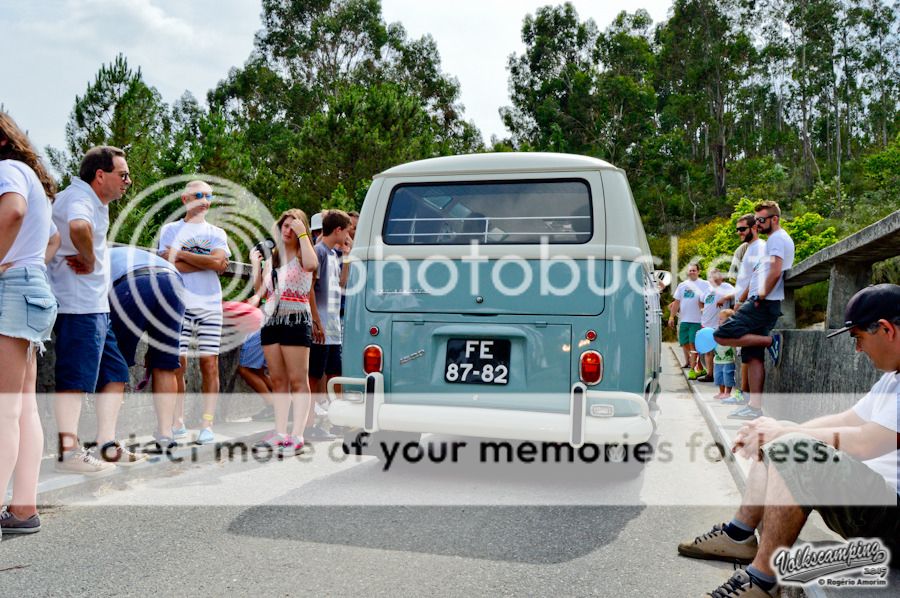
[{"xmin": 382, "ymin": 180, "xmax": 593, "ymax": 245}]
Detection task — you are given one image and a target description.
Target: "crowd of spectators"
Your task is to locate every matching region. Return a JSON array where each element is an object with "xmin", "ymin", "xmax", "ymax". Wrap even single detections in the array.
[{"xmin": 0, "ymin": 112, "xmax": 360, "ymax": 537}]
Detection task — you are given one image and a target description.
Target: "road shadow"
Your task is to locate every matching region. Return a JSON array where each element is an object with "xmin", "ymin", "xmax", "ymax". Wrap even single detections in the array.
[
  {"xmin": 226, "ymin": 435, "xmax": 658, "ymax": 563},
  {"xmin": 227, "ymin": 504, "xmax": 644, "ymax": 564}
]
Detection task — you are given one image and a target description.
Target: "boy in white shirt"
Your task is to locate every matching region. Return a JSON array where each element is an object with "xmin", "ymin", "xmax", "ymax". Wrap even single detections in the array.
[
  {"xmin": 158, "ymin": 181, "xmax": 230, "ymax": 444},
  {"xmin": 698, "ymin": 269, "xmax": 734, "ymax": 381}
]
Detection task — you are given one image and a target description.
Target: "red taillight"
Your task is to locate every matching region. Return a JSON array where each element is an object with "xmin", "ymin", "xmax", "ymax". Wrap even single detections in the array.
[
  {"xmin": 580, "ymin": 351, "xmax": 603, "ymax": 385},
  {"xmin": 363, "ymin": 345, "xmax": 383, "ymax": 373},
  {"xmin": 369, "ymin": 326, "xmax": 379, "ymax": 336},
  {"xmin": 585, "ymin": 330, "xmax": 597, "ymax": 341}
]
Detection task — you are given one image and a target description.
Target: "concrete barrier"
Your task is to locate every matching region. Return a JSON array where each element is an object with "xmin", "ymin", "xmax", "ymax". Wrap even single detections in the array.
[{"xmin": 765, "ymin": 209, "xmax": 899, "ymax": 420}]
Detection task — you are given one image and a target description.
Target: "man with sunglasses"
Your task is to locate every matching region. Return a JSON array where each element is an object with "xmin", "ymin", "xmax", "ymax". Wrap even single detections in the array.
[
  {"xmin": 679, "ymin": 284, "xmax": 899, "ymax": 597},
  {"xmin": 158, "ymin": 180, "xmax": 230, "ymax": 445},
  {"xmin": 714, "ymin": 201, "xmax": 794, "ymax": 420},
  {"xmin": 718, "ymin": 214, "xmax": 766, "ymax": 404},
  {"xmin": 49, "ymin": 146, "xmax": 144, "ymax": 475}
]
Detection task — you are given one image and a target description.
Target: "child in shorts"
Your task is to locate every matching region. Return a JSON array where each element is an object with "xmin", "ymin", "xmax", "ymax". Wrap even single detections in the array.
[{"xmin": 713, "ymin": 309, "xmax": 736, "ymax": 399}]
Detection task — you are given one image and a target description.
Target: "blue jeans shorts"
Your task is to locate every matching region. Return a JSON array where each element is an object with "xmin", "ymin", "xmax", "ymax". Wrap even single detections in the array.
[
  {"xmin": 110, "ymin": 271, "xmax": 185, "ymax": 371},
  {"xmin": 0, "ymin": 267, "xmax": 57, "ymax": 349},
  {"xmin": 714, "ymin": 362, "xmax": 736, "ymax": 388},
  {"xmin": 54, "ymin": 313, "xmax": 130, "ymax": 392},
  {"xmin": 239, "ymin": 330, "xmax": 266, "ymax": 369}
]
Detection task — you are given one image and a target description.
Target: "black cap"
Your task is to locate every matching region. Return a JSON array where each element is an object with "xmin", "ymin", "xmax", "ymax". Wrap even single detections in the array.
[{"xmin": 827, "ymin": 284, "xmax": 900, "ymax": 338}]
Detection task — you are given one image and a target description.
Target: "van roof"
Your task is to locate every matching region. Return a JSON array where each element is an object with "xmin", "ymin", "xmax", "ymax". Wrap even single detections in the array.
[{"xmin": 376, "ymin": 152, "xmax": 618, "ymax": 178}]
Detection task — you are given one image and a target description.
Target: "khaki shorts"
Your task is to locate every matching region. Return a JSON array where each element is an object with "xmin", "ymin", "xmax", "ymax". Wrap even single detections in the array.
[{"xmin": 763, "ymin": 433, "xmax": 899, "ymax": 558}]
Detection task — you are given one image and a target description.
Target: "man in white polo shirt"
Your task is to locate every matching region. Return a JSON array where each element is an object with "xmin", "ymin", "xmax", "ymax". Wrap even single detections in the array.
[{"xmin": 50, "ymin": 146, "xmax": 145, "ymax": 475}]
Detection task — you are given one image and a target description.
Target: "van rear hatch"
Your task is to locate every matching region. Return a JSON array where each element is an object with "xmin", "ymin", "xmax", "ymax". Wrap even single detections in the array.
[
  {"xmin": 390, "ymin": 321, "xmax": 573, "ymax": 410},
  {"xmin": 366, "ymin": 178, "xmax": 605, "ymax": 316}
]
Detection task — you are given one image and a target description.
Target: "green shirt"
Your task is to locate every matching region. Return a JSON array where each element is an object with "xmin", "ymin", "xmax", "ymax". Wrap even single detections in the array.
[{"xmin": 714, "ymin": 344, "xmax": 735, "ymax": 364}]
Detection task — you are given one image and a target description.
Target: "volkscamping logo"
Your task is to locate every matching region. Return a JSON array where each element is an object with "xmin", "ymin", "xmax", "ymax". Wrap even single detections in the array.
[{"xmin": 773, "ymin": 539, "xmax": 891, "ymax": 588}]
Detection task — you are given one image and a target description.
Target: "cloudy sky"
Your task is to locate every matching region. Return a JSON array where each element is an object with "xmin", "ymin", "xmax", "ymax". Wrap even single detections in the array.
[{"xmin": 2, "ymin": 0, "xmax": 670, "ymax": 157}]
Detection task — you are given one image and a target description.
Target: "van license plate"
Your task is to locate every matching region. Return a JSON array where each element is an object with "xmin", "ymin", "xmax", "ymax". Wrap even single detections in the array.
[{"xmin": 445, "ymin": 339, "xmax": 510, "ymax": 385}]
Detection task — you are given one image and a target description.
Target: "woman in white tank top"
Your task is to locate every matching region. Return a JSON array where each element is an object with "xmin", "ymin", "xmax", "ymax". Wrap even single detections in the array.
[{"xmin": 250, "ymin": 209, "xmax": 318, "ymax": 453}]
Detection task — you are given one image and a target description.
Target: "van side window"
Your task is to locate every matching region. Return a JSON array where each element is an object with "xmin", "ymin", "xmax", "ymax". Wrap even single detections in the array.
[{"xmin": 382, "ymin": 180, "xmax": 593, "ymax": 245}]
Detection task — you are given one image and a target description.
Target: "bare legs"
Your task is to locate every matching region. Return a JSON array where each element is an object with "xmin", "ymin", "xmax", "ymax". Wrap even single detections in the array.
[
  {"xmin": 52, "ymin": 381, "xmax": 124, "ymax": 451},
  {"xmin": 198, "ymin": 355, "xmax": 219, "ymax": 430},
  {"xmin": 173, "ymin": 354, "xmax": 219, "ymax": 431},
  {"xmin": 736, "ymin": 459, "xmax": 808, "ymax": 577},
  {"xmin": 262, "ymin": 344, "xmax": 311, "ymax": 439},
  {"xmin": 0, "ymin": 335, "xmax": 29, "ymax": 515},
  {"xmin": 746, "ymin": 358, "xmax": 765, "ymax": 409},
  {"xmin": 9, "ymin": 355, "xmax": 43, "ymax": 518},
  {"xmin": 237, "ymin": 366, "xmax": 273, "ymax": 399},
  {"xmin": 151, "ymin": 369, "xmax": 177, "ymax": 437}
]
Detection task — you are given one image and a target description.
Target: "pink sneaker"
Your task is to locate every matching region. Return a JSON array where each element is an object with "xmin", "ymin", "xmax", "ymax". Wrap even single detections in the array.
[
  {"xmin": 253, "ymin": 432, "xmax": 285, "ymax": 449},
  {"xmin": 278, "ymin": 435, "xmax": 306, "ymax": 455}
]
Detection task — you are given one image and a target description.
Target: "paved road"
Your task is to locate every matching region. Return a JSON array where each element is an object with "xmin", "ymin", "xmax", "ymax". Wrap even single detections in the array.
[{"xmin": 1, "ymin": 349, "xmax": 744, "ymax": 597}]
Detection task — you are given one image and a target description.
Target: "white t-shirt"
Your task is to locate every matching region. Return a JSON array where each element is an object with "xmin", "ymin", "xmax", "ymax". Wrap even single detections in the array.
[
  {"xmin": 48, "ymin": 178, "xmax": 111, "ymax": 314},
  {"xmin": 760, "ymin": 228, "xmax": 795, "ymax": 301},
  {"xmin": 674, "ymin": 278, "xmax": 710, "ymax": 324},
  {"xmin": 0, "ymin": 160, "xmax": 54, "ymax": 270},
  {"xmin": 852, "ymin": 371, "xmax": 899, "ymax": 494},
  {"xmin": 158, "ymin": 220, "xmax": 230, "ymax": 311},
  {"xmin": 738, "ymin": 239, "xmax": 766, "ymax": 300},
  {"xmin": 701, "ymin": 282, "xmax": 735, "ymax": 328}
]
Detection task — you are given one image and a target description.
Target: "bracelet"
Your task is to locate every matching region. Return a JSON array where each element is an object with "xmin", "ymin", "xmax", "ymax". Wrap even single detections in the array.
[{"xmin": 298, "ymin": 232, "xmax": 309, "ymax": 239}]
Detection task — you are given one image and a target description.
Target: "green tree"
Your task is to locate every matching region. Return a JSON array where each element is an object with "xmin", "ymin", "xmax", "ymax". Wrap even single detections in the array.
[
  {"xmin": 500, "ymin": 3, "xmax": 599, "ymax": 152},
  {"xmin": 48, "ymin": 53, "xmax": 170, "ymax": 194},
  {"xmin": 655, "ymin": 0, "xmax": 754, "ymax": 198},
  {"xmin": 211, "ymin": 0, "xmax": 480, "ymax": 213}
]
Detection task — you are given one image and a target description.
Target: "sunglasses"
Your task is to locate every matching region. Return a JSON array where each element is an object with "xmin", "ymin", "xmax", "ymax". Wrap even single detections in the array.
[
  {"xmin": 755, "ymin": 215, "xmax": 775, "ymax": 224},
  {"xmin": 191, "ymin": 192, "xmax": 214, "ymax": 200},
  {"xmin": 106, "ymin": 170, "xmax": 130, "ymax": 182},
  {"xmin": 735, "ymin": 226, "xmax": 750, "ymax": 233}
]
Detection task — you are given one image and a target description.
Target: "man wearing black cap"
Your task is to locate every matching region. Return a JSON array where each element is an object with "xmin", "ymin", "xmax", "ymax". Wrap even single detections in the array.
[{"xmin": 677, "ymin": 284, "xmax": 899, "ymax": 597}]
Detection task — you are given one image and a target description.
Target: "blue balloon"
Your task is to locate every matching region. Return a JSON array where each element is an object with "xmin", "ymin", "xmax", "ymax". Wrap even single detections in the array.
[{"xmin": 695, "ymin": 327, "xmax": 717, "ymax": 354}]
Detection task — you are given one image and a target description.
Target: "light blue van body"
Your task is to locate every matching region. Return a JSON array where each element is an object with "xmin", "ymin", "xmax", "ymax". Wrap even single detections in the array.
[{"xmin": 328, "ymin": 153, "xmax": 661, "ymax": 446}]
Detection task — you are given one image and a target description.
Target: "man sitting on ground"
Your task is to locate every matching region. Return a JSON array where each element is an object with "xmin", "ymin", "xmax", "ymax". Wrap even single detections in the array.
[{"xmin": 678, "ymin": 284, "xmax": 899, "ymax": 597}]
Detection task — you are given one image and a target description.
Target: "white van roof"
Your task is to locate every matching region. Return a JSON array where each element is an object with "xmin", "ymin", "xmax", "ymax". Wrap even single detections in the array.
[{"xmin": 376, "ymin": 152, "xmax": 618, "ymax": 178}]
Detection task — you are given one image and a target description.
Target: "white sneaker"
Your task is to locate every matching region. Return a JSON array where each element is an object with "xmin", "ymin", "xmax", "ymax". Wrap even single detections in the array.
[{"xmin": 54, "ymin": 448, "xmax": 116, "ymax": 477}]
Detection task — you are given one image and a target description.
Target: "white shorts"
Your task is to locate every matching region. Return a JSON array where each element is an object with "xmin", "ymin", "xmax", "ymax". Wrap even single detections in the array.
[{"xmin": 179, "ymin": 308, "xmax": 223, "ymax": 356}]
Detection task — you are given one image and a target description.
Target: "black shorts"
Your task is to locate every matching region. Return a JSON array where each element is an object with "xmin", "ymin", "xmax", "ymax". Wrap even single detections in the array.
[
  {"xmin": 309, "ymin": 343, "xmax": 342, "ymax": 379},
  {"xmin": 715, "ymin": 300, "xmax": 781, "ymax": 363},
  {"xmin": 260, "ymin": 312, "xmax": 312, "ymax": 347}
]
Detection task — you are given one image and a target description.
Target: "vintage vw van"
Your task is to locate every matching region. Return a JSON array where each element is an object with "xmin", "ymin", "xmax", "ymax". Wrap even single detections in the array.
[{"xmin": 327, "ymin": 153, "xmax": 662, "ymax": 452}]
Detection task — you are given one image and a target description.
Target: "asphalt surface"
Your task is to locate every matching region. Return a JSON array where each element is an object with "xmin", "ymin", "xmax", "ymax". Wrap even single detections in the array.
[{"xmin": 1, "ymin": 349, "xmax": 745, "ymax": 597}]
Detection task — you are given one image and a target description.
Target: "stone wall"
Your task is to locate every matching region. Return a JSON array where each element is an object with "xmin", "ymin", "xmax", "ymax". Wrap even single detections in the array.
[
  {"xmin": 35, "ymin": 337, "xmax": 265, "ymax": 455},
  {"xmin": 763, "ymin": 330, "xmax": 881, "ymax": 422}
]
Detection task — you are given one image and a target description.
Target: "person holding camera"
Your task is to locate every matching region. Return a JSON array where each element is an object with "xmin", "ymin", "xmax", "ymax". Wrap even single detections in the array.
[{"xmin": 250, "ymin": 209, "xmax": 318, "ymax": 453}]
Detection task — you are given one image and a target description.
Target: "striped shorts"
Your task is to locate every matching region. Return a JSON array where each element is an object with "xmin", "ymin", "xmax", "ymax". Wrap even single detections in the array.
[{"xmin": 179, "ymin": 307, "xmax": 223, "ymax": 356}]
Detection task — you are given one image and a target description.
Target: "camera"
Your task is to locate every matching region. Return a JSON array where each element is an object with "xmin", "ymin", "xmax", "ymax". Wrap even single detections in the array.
[{"xmin": 252, "ymin": 238, "xmax": 276, "ymax": 258}]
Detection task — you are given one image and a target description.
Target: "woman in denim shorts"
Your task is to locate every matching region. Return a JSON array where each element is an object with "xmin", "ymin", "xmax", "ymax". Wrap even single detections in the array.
[{"xmin": 0, "ymin": 113, "xmax": 59, "ymax": 537}]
